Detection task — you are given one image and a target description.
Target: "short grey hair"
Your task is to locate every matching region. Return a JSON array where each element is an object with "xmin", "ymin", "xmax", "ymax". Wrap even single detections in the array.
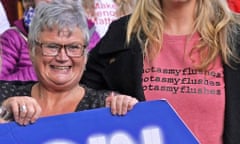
[{"xmin": 28, "ymin": 0, "xmax": 89, "ymax": 55}]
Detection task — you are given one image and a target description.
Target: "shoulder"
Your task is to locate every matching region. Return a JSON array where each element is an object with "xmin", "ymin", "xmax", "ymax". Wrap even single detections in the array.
[
  {"xmin": 1, "ymin": 28, "xmax": 27, "ymax": 53},
  {"xmin": 0, "ymin": 81, "xmax": 36, "ymax": 102},
  {"xmin": 1, "ymin": 27, "xmax": 27, "ymax": 42},
  {"xmin": 1, "ymin": 28, "xmax": 20, "ymax": 38},
  {"xmin": 110, "ymin": 15, "xmax": 131, "ymax": 26},
  {"xmin": 106, "ymin": 15, "xmax": 131, "ymax": 35}
]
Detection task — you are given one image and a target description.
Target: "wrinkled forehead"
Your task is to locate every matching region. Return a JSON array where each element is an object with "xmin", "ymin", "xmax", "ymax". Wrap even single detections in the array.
[
  {"xmin": 41, "ymin": 26, "xmax": 73, "ymax": 37},
  {"xmin": 39, "ymin": 26, "xmax": 83, "ymax": 39}
]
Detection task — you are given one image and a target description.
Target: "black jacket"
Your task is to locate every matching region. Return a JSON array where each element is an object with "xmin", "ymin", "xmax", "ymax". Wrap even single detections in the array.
[{"xmin": 81, "ymin": 16, "xmax": 240, "ymax": 144}]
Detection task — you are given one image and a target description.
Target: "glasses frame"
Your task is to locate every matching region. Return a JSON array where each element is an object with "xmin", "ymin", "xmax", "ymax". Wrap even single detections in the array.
[{"xmin": 35, "ymin": 41, "xmax": 86, "ymax": 57}]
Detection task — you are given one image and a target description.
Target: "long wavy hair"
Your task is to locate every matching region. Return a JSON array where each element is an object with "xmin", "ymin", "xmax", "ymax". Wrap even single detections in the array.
[{"xmin": 127, "ymin": 0, "xmax": 240, "ymax": 70}]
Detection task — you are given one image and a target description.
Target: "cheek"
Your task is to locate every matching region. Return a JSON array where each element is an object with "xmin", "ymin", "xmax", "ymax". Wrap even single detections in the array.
[
  {"xmin": 34, "ymin": 59, "xmax": 43, "ymax": 74},
  {"xmin": 75, "ymin": 61, "xmax": 84, "ymax": 71},
  {"xmin": 33, "ymin": 56, "xmax": 49, "ymax": 72},
  {"xmin": 73, "ymin": 58, "xmax": 86, "ymax": 75}
]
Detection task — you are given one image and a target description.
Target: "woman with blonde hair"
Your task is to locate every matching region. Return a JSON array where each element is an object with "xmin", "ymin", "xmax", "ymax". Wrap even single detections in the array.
[{"xmin": 81, "ymin": 0, "xmax": 240, "ymax": 143}]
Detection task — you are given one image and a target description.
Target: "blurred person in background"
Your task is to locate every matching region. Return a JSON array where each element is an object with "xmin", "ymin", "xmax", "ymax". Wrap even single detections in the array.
[{"xmin": 0, "ymin": 0, "xmax": 37, "ymax": 81}]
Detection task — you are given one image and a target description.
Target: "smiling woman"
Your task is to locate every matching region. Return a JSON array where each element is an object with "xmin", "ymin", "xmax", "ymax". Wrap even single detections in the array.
[{"xmin": 0, "ymin": 0, "xmax": 138, "ymax": 126}]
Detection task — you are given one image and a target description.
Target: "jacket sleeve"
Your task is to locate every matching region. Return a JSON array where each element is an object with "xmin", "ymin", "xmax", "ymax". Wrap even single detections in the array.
[{"xmin": 0, "ymin": 29, "xmax": 37, "ymax": 81}]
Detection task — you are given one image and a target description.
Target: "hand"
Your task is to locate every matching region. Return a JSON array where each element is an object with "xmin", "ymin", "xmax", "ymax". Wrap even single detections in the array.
[
  {"xmin": 105, "ymin": 92, "xmax": 138, "ymax": 115},
  {"xmin": 0, "ymin": 96, "xmax": 42, "ymax": 126}
]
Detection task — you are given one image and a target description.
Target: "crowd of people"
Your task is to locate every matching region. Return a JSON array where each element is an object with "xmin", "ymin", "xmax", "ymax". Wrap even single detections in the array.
[{"xmin": 0, "ymin": 0, "xmax": 240, "ymax": 144}]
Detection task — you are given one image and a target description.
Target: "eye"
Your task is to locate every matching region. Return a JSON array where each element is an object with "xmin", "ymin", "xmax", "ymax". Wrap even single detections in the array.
[
  {"xmin": 68, "ymin": 45, "xmax": 81, "ymax": 49},
  {"xmin": 66, "ymin": 45, "xmax": 82, "ymax": 50},
  {"xmin": 45, "ymin": 43, "xmax": 61, "ymax": 49}
]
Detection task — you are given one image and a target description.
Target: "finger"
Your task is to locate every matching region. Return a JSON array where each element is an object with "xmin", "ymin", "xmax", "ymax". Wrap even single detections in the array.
[
  {"xmin": 18, "ymin": 104, "xmax": 28, "ymax": 125},
  {"xmin": 127, "ymin": 98, "xmax": 138, "ymax": 111},
  {"xmin": 10, "ymin": 102, "xmax": 21, "ymax": 122},
  {"xmin": 105, "ymin": 92, "xmax": 114, "ymax": 107},
  {"xmin": 23, "ymin": 103, "xmax": 35, "ymax": 125},
  {"xmin": 115, "ymin": 95, "xmax": 124, "ymax": 115},
  {"xmin": 30, "ymin": 103, "xmax": 42, "ymax": 124},
  {"xmin": 120, "ymin": 96, "xmax": 131, "ymax": 115},
  {"xmin": 110, "ymin": 95, "xmax": 117, "ymax": 115}
]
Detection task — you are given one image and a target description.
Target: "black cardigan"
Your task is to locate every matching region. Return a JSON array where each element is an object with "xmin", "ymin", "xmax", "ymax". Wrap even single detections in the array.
[{"xmin": 81, "ymin": 16, "xmax": 240, "ymax": 144}]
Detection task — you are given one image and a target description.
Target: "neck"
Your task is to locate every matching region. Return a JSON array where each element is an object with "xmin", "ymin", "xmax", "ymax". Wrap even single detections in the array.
[
  {"xmin": 31, "ymin": 83, "xmax": 84, "ymax": 117},
  {"xmin": 162, "ymin": 1, "xmax": 196, "ymax": 35},
  {"xmin": 33, "ymin": 83, "xmax": 83, "ymax": 108}
]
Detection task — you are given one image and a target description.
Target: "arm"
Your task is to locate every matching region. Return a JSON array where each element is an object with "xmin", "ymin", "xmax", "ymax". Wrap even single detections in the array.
[{"xmin": 0, "ymin": 29, "xmax": 37, "ymax": 81}]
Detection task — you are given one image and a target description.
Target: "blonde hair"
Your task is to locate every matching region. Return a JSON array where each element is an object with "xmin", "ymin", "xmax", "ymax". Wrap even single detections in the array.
[
  {"xmin": 114, "ymin": 0, "xmax": 137, "ymax": 17},
  {"xmin": 127, "ymin": 0, "xmax": 240, "ymax": 70}
]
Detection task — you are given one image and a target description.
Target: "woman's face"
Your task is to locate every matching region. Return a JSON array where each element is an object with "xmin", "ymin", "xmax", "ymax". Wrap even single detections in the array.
[{"xmin": 33, "ymin": 27, "xmax": 86, "ymax": 89}]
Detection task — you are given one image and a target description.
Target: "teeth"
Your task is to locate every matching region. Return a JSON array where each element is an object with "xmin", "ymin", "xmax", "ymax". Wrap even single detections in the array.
[{"xmin": 53, "ymin": 66, "xmax": 70, "ymax": 70}]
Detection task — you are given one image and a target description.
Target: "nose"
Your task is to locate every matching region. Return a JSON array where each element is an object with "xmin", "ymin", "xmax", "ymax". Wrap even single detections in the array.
[{"xmin": 55, "ymin": 47, "xmax": 69, "ymax": 61}]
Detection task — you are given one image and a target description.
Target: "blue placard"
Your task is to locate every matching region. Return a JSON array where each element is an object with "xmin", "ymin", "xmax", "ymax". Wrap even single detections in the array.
[{"xmin": 0, "ymin": 100, "xmax": 199, "ymax": 144}]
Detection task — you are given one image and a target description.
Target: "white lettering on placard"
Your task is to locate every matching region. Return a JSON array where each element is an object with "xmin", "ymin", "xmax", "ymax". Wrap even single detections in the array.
[
  {"xmin": 44, "ymin": 139, "xmax": 77, "ymax": 144},
  {"xmin": 44, "ymin": 126, "xmax": 164, "ymax": 144},
  {"xmin": 109, "ymin": 131, "xmax": 135, "ymax": 144},
  {"xmin": 88, "ymin": 126, "xmax": 164, "ymax": 144},
  {"xmin": 141, "ymin": 127, "xmax": 164, "ymax": 144},
  {"xmin": 88, "ymin": 135, "xmax": 106, "ymax": 144}
]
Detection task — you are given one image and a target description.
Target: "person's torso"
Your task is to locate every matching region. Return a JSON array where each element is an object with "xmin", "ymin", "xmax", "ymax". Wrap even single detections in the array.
[{"xmin": 142, "ymin": 33, "xmax": 225, "ymax": 144}]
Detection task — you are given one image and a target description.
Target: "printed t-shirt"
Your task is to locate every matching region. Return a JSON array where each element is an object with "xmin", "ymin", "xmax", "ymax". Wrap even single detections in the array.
[{"xmin": 142, "ymin": 33, "xmax": 225, "ymax": 144}]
